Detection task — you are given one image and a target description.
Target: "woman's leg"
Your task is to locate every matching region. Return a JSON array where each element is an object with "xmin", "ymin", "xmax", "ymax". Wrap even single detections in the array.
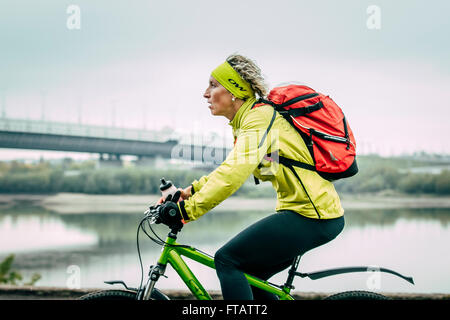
[{"xmin": 214, "ymin": 211, "xmax": 344, "ymax": 300}]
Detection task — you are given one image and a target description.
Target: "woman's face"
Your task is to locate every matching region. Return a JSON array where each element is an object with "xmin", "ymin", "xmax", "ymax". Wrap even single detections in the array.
[{"xmin": 203, "ymin": 76, "xmax": 234, "ymax": 119}]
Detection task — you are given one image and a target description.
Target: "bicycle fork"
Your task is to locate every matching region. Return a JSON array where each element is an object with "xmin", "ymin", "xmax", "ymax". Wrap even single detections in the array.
[
  {"xmin": 139, "ymin": 263, "xmax": 167, "ymax": 300},
  {"xmin": 139, "ymin": 231, "xmax": 213, "ymax": 300}
]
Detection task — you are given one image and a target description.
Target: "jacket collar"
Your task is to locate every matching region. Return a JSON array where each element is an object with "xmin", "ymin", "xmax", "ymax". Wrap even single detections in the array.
[{"xmin": 228, "ymin": 96, "xmax": 257, "ymax": 130}]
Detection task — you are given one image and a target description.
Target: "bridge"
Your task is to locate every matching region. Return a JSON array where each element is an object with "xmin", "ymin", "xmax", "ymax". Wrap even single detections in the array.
[{"xmin": 0, "ymin": 118, "xmax": 231, "ymax": 166}]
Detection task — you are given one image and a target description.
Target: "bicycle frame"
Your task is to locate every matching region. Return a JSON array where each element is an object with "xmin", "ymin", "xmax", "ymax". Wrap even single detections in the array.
[
  {"xmin": 133, "ymin": 201, "xmax": 415, "ymax": 301},
  {"xmin": 141, "ymin": 232, "xmax": 295, "ymax": 300},
  {"xmin": 137, "ymin": 227, "xmax": 415, "ymax": 300}
]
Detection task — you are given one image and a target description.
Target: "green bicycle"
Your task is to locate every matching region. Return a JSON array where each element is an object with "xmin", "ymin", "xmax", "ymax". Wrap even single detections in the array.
[{"xmin": 80, "ymin": 189, "xmax": 414, "ymax": 301}]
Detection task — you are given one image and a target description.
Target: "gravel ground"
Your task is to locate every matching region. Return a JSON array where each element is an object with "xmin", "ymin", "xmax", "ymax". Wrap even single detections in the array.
[{"xmin": 0, "ymin": 285, "xmax": 449, "ymax": 300}]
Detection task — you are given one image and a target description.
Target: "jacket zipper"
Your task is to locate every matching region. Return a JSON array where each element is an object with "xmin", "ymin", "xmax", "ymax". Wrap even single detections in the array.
[{"xmin": 286, "ymin": 164, "xmax": 321, "ymax": 219}]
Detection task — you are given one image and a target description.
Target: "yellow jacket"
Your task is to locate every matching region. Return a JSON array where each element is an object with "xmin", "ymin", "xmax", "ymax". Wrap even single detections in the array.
[{"xmin": 178, "ymin": 96, "xmax": 344, "ymax": 222}]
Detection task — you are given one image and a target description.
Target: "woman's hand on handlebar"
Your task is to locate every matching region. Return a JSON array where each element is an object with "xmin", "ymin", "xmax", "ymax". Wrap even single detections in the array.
[
  {"xmin": 156, "ymin": 186, "xmax": 192, "ymax": 205},
  {"xmin": 179, "ymin": 186, "xmax": 193, "ymax": 201}
]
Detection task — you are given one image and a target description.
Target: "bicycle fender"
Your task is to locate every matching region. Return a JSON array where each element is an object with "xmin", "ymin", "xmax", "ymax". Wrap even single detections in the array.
[{"xmin": 302, "ymin": 266, "xmax": 414, "ymax": 285}]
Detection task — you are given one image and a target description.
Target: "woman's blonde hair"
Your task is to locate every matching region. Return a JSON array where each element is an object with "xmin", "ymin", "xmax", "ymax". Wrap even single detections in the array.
[{"xmin": 226, "ymin": 54, "xmax": 268, "ymax": 99}]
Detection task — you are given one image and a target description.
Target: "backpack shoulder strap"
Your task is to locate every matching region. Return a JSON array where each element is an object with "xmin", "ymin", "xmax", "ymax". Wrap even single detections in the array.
[{"xmin": 253, "ymin": 107, "xmax": 277, "ymax": 185}]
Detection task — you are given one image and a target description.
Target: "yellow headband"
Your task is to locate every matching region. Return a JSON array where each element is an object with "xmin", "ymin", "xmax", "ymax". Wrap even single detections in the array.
[{"xmin": 211, "ymin": 61, "xmax": 254, "ymax": 100}]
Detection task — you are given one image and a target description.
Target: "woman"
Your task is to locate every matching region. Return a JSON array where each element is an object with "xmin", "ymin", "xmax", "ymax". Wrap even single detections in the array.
[{"xmin": 157, "ymin": 54, "xmax": 345, "ymax": 300}]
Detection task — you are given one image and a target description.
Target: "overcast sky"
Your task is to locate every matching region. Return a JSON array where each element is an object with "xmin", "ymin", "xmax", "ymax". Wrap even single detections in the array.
[{"xmin": 0, "ymin": 0, "xmax": 449, "ymax": 159}]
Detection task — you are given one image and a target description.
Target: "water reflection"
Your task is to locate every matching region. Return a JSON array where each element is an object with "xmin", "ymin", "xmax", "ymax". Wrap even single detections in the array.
[
  {"xmin": 344, "ymin": 208, "xmax": 450, "ymax": 228},
  {"xmin": 0, "ymin": 206, "xmax": 95, "ymax": 251},
  {"xmin": 0, "ymin": 214, "xmax": 97, "ymax": 253},
  {"xmin": 0, "ymin": 204, "xmax": 449, "ymax": 293}
]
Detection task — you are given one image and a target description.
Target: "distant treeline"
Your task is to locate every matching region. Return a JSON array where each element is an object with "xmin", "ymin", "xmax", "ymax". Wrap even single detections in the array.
[
  {"xmin": 0, "ymin": 157, "xmax": 449, "ymax": 196},
  {"xmin": 0, "ymin": 160, "xmax": 274, "ymax": 197},
  {"xmin": 333, "ymin": 165, "xmax": 450, "ymax": 195}
]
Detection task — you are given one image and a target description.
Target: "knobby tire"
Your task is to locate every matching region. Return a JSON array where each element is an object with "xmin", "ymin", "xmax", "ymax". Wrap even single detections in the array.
[
  {"xmin": 324, "ymin": 290, "xmax": 389, "ymax": 300},
  {"xmin": 79, "ymin": 289, "xmax": 169, "ymax": 300}
]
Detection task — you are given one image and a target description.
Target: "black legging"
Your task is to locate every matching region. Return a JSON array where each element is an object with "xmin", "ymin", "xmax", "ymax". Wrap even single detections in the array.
[{"xmin": 214, "ymin": 210, "xmax": 345, "ymax": 300}]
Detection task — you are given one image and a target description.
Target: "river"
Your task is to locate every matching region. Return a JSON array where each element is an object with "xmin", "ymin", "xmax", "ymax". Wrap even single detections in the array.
[{"xmin": 0, "ymin": 197, "xmax": 449, "ymax": 295}]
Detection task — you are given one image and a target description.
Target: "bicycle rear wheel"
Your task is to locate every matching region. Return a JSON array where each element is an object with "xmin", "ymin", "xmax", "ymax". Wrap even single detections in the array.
[
  {"xmin": 324, "ymin": 290, "xmax": 389, "ymax": 300},
  {"xmin": 79, "ymin": 289, "xmax": 169, "ymax": 300}
]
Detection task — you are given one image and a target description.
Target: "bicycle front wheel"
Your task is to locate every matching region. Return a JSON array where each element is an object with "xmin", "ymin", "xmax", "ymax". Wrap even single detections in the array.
[
  {"xmin": 79, "ymin": 289, "xmax": 170, "ymax": 300},
  {"xmin": 324, "ymin": 290, "xmax": 389, "ymax": 300}
]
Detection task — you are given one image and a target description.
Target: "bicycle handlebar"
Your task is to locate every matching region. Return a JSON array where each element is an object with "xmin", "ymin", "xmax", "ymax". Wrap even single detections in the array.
[{"xmin": 144, "ymin": 204, "xmax": 161, "ymax": 224}]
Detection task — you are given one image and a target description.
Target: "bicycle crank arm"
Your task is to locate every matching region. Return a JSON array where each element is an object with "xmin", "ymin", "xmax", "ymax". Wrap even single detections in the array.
[{"xmin": 296, "ymin": 266, "xmax": 414, "ymax": 285}]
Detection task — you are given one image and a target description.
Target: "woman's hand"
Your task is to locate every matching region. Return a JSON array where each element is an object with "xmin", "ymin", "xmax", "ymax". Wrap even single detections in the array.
[
  {"xmin": 179, "ymin": 186, "xmax": 193, "ymax": 201},
  {"xmin": 156, "ymin": 186, "xmax": 192, "ymax": 205}
]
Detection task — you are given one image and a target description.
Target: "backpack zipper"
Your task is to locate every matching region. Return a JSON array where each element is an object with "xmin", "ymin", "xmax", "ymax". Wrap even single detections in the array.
[
  {"xmin": 279, "ymin": 93, "xmax": 319, "ymax": 108},
  {"xmin": 257, "ymin": 93, "xmax": 319, "ymax": 110},
  {"xmin": 291, "ymin": 118, "xmax": 355, "ymax": 149}
]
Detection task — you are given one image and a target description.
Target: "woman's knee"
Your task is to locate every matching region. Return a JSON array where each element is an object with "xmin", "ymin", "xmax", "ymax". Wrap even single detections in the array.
[{"xmin": 214, "ymin": 247, "xmax": 237, "ymax": 270}]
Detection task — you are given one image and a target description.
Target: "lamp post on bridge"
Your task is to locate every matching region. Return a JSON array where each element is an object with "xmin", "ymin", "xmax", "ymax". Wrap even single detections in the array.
[
  {"xmin": 40, "ymin": 90, "xmax": 46, "ymax": 121},
  {"xmin": 1, "ymin": 92, "xmax": 5, "ymax": 119}
]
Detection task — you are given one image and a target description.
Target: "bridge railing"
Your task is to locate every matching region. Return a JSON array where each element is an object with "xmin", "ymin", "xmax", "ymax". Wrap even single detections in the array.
[{"xmin": 0, "ymin": 117, "xmax": 178, "ymax": 143}]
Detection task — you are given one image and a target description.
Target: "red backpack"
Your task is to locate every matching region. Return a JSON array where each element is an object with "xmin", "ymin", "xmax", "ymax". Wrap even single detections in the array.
[{"xmin": 253, "ymin": 84, "xmax": 358, "ymax": 181}]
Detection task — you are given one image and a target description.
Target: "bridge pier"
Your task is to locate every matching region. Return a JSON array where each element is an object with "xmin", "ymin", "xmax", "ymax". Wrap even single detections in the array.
[
  {"xmin": 133, "ymin": 155, "xmax": 155, "ymax": 167},
  {"xmin": 98, "ymin": 153, "xmax": 123, "ymax": 168},
  {"xmin": 133, "ymin": 155, "xmax": 170, "ymax": 169}
]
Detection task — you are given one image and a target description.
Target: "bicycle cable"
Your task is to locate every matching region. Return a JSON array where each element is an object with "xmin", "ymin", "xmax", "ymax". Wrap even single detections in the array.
[
  {"xmin": 136, "ymin": 203, "xmax": 212, "ymax": 294},
  {"xmin": 136, "ymin": 213, "xmax": 190, "ymax": 293},
  {"xmin": 136, "ymin": 215, "xmax": 167, "ymax": 295},
  {"xmin": 136, "ymin": 218, "xmax": 146, "ymax": 294},
  {"xmin": 144, "ymin": 216, "xmax": 192, "ymax": 249},
  {"xmin": 141, "ymin": 203, "xmax": 194, "ymax": 249},
  {"xmin": 144, "ymin": 218, "xmax": 214, "ymax": 259}
]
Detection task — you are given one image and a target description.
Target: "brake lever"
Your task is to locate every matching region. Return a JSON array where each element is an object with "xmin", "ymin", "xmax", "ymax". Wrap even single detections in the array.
[{"xmin": 145, "ymin": 204, "xmax": 161, "ymax": 224}]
